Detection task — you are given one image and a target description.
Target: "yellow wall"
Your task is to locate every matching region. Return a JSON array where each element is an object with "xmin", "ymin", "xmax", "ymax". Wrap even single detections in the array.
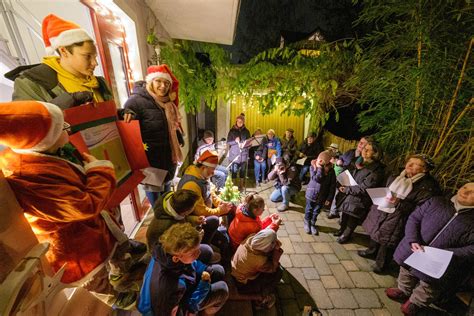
[{"xmin": 230, "ymin": 96, "xmax": 306, "ymax": 144}]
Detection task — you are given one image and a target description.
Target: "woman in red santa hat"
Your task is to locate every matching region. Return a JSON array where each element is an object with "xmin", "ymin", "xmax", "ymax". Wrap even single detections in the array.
[{"xmin": 121, "ymin": 64, "xmax": 185, "ymax": 206}]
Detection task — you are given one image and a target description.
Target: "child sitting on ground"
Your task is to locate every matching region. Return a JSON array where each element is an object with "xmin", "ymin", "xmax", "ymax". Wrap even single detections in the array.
[
  {"xmin": 138, "ymin": 223, "xmax": 229, "ymax": 316},
  {"xmin": 228, "ymin": 194, "xmax": 282, "ymax": 251},
  {"xmin": 304, "ymin": 150, "xmax": 336, "ymax": 235},
  {"xmin": 231, "ymin": 229, "xmax": 284, "ymax": 309}
]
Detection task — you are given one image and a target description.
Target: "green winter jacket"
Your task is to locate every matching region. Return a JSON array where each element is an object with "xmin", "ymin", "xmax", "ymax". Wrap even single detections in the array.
[{"xmin": 6, "ymin": 63, "xmax": 113, "ymax": 103}]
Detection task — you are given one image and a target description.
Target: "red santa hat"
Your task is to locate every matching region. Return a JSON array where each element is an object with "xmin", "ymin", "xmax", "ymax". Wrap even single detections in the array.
[
  {"xmin": 42, "ymin": 14, "xmax": 93, "ymax": 55},
  {"xmin": 0, "ymin": 101, "xmax": 64, "ymax": 152},
  {"xmin": 145, "ymin": 64, "xmax": 180, "ymax": 107},
  {"xmin": 196, "ymin": 150, "xmax": 218, "ymax": 168}
]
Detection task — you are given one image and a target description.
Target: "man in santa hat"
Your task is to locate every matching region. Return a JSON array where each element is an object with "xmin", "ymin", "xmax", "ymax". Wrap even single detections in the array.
[
  {"xmin": 6, "ymin": 14, "xmax": 113, "ymax": 108},
  {"xmin": 0, "ymin": 100, "xmax": 139, "ymax": 309}
]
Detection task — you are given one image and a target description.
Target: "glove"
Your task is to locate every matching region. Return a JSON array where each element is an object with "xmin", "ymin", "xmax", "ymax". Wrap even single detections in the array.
[{"xmin": 51, "ymin": 91, "xmax": 94, "ymax": 109}]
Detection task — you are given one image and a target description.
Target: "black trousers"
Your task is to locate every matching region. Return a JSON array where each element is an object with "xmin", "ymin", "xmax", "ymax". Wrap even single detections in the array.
[{"xmin": 339, "ymin": 213, "xmax": 359, "ymax": 238}]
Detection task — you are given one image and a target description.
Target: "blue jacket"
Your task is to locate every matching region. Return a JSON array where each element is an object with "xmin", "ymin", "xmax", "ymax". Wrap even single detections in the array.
[
  {"xmin": 137, "ymin": 244, "xmax": 210, "ymax": 316},
  {"xmin": 265, "ymin": 137, "xmax": 282, "ymax": 158},
  {"xmin": 305, "ymin": 166, "xmax": 336, "ymax": 205}
]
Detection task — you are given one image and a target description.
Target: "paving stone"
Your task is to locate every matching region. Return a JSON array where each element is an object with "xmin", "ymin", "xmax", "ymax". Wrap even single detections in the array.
[
  {"xmin": 311, "ymin": 242, "xmax": 334, "ymax": 254},
  {"xmin": 351, "ymin": 289, "xmax": 382, "ymax": 308},
  {"xmin": 310, "ymin": 254, "xmax": 333, "ymax": 276},
  {"xmin": 286, "ymin": 211, "xmax": 303, "ymax": 221},
  {"xmin": 321, "ymin": 275, "xmax": 340, "ymax": 289},
  {"xmin": 289, "ymin": 234, "xmax": 303, "ymax": 242},
  {"xmin": 286, "ymin": 268, "xmax": 309, "ymax": 292},
  {"xmin": 279, "ymin": 298, "xmax": 301, "ymax": 316},
  {"xmin": 290, "ymin": 254, "xmax": 314, "ymax": 267},
  {"xmin": 371, "ymin": 309, "xmax": 394, "ymax": 316},
  {"xmin": 327, "ymin": 309, "xmax": 356, "ymax": 316},
  {"xmin": 277, "ymin": 283, "xmax": 295, "ymax": 299},
  {"xmin": 293, "ymin": 242, "xmax": 314, "ymax": 254},
  {"xmin": 279, "ymin": 237, "xmax": 295, "ymax": 253},
  {"xmin": 294, "ymin": 220, "xmax": 304, "ymax": 228},
  {"xmin": 285, "ymin": 221, "xmax": 299, "ymax": 234},
  {"xmin": 301, "ymin": 267, "xmax": 320, "ymax": 280},
  {"xmin": 280, "ymin": 253, "xmax": 293, "ymax": 268},
  {"xmin": 340, "ymin": 260, "xmax": 359, "ymax": 272},
  {"xmin": 277, "ymin": 228, "xmax": 289, "ymax": 237},
  {"xmin": 370, "ymin": 272, "xmax": 396, "ymax": 288},
  {"xmin": 374, "ymin": 288, "xmax": 403, "ymax": 316},
  {"xmin": 348, "ymin": 272, "xmax": 379, "ymax": 288},
  {"xmin": 329, "ymin": 264, "xmax": 355, "ymax": 288},
  {"xmin": 327, "ymin": 289, "xmax": 359, "ymax": 308},
  {"xmin": 324, "ymin": 253, "xmax": 340, "ymax": 264},
  {"xmin": 297, "ymin": 228, "xmax": 316, "ymax": 242},
  {"xmin": 343, "ymin": 243, "xmax": 363, "ymax": 251},
  {"xmin": 330, "ymin": 242, "xmax": 353, "ymax": 260},
  {"xmin": 307, "ymin": 280, "xmax": 333, "ymax": 309},
  {"xmin": 348, "ymin": 250, "xmax": 372, "ymax": 272},
  {"xmin": 311, "ymin": 233, "xmax": 334, "ymax": 242},
  {"xmin": 354, "ymin": 309, "xmax": 375, "ymax": 316}
]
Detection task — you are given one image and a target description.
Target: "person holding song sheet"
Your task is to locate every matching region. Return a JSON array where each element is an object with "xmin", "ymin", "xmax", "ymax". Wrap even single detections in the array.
[
  {"xmin": 386, "ymin": 183, "xmax": 474, "ymax": 315},
  {"xmin": 361, "ymin": 154, "xmax": 440, "ymax": 273},
  {"xmin": 252, "ymin": 129, "xmax": 268, "ymax": 187},
  {"xmin": 227, "ymin": 113, "xmax": 251, "ymax": 190},
  {"xmin": 265, "ymin": 129, "xmax": 282, "ymax": 171},
  {"xmin": 195, "ymin": 130, "xmax": 228, "ymax": 189},
  {"xmin": 334, "ymin": 140, "xmax": 385, "ymax": 244}
]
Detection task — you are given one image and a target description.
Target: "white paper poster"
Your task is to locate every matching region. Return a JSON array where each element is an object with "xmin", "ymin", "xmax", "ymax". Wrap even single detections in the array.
[
  {"xmin": 404, "ymin": 246, "xmax": 453, "ymax": 279},
  {"xmin": 366, "ymin": 188, "xmax": 396, "ymax": 211}
]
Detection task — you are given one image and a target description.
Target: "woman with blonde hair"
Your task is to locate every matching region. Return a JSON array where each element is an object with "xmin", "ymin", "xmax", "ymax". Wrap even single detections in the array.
[{"xmin": 121, "ymin": 65, "xmax": 184, "ymax": 206}]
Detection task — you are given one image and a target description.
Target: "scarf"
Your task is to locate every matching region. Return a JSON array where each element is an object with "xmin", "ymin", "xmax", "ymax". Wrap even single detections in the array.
[
  {"xmin": 451, "ymin": 195, "xmax": 471, "ymax": 212},
  {"xmin": 379, "ymin": 170, "xmax": 425, "ymax": 213},
  {"xmin": 42, "ymin": 57, "xmax": 104, "ymax": 103},
  {"xmin": 146, "ymin": 84, "xmax": 183, "ymax": 164}
]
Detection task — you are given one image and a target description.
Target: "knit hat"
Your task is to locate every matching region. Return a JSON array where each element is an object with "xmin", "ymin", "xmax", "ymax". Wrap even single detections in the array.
[
  {"xmin": 317, "ymin": 150, "xmax": 332, "ymax": 165},
  {"xmin": 203, "ymin": 130, "xmax": 214, "ymax": 140},
  {"xmin": 145, "ymin": 64, "xmax": 180, "ymax": 106},
  {"xmin": 0, "ymin": 101, "xmax": 64, "ymax": 152},
  {"xmin": 327, "ymin": 143, "xmax": 339, "ymax": 150},
  {"xmin": 42, "ymin": 14, "xmax": 93, "ymax": 55},
  {"xmin": 196, "ymin": 150, "xmax": 218, "ymax": 168},
  {"xmin": 251, "ymin": 229, "xmax": 277, "ymax": 252},
  {"xmin": 236, "ymin": 113, "xmax": 245, "ymax": 122}
]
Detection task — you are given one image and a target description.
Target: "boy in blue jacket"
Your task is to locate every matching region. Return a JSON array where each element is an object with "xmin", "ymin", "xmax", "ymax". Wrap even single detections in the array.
[{"xmin": 138, "ymin": 223, "xmax": 229, "ymax": 316}]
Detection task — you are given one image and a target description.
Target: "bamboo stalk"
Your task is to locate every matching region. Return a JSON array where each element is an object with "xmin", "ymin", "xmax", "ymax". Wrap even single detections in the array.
[
  {"xmin": 435, "ymin": 37, "xmax": 474, "ymax": 153},
  {"xmin": 409, "ymin": 2, "xmax": 423, "ymax": 147}
]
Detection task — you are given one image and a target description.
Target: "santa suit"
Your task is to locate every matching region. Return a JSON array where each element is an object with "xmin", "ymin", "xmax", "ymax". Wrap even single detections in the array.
[{"xmin": 0, "ymin": 148, "xmax": 117, "ymax": 284}]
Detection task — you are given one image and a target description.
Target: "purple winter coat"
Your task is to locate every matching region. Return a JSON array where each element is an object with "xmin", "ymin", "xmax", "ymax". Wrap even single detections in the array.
[
  {"xmin": 394, "ymin": 196, "xmax": 474, "ymax": 289},
  {"xmin": 362, "ymin": 174, "xmax": 441, "ymax": 248},
  {"xmin": 305, "ymin": 166, "xmax": 336, "ymax": 205}
]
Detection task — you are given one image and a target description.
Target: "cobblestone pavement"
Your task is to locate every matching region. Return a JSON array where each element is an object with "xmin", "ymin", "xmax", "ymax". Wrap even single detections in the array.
[{"xmin": 134, "ymin": 181, "xmax": 402, "ymax": 316}]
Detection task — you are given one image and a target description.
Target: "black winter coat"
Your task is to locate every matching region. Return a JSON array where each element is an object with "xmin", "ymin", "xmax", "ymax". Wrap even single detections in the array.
[
  {"xmin": 362, "ymin": 174, "xmax": 440, "ymax": 247},
  {"xmin": 123, "ymin": 81, "xmax": 175, "ymax": 176},
  {"xmin": 227, "ymin": 125, "xmax": 251, "ymax": 163},
  {"xmin": 337, "ymin": 161, "xmax": 385, "ymax": 220},
  {"xmin": 394, "ymin": 197, "xmax": 474, "ymax": 290},
  {"xmin": 298, "ymin": 140, "xmax": 322, "ymax": 165}
]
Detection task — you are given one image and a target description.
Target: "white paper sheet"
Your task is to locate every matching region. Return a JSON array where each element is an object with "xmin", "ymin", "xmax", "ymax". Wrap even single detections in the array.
[
  {"xmin": 141, "ymin": 167, "xmax": 168, "ymax": 187},
  {"xmin": 296, "ymin": 157, "xmax": 306, "ymax": 166},
  {"xmin": 404, "ymin": 246, "xmax": 453, "ymax": 279},
  {"xmin": 337, "ymin": 170, "xmax": 358, "ymax": 186},
  {"xmin": 366, "ymin": 187, "xmax": 395, "ymax": 211}
]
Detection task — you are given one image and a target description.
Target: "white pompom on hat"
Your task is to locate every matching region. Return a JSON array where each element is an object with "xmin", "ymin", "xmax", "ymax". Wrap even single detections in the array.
[
  {"xmin": 0, "ymin": 101, "xmax": 64, "ymax": 152},
  {"xmin": 42, "ymin": 14, "xmax": 93, "ymax": 55}
]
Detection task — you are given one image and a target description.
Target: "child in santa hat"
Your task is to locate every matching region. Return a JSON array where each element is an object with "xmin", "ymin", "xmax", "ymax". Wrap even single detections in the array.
[
  {"xmin": 120, "ymin": 64, "xmax": 185, "ymax": 207},
  {"xmin": 6, "ymin": 14, "xmax": 112, "ymax": 108},
  {"xmin": 0, "ymin": 100, "xmax": 139, "ymax": 309}
]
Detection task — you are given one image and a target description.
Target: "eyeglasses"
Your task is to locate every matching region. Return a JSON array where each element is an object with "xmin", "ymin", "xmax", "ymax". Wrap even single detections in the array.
[{"xmin": 63, "ymin": 122, "xmax": 71, "ymax": 132}]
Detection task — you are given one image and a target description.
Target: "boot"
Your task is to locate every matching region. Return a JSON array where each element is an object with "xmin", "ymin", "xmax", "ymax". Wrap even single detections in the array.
[
  {"xmin": 303, "ymin": 219, "xmax": 311, "ymax": 234},
  {"xmin": 385, "ymin": 288, "xmax": 409, "ymax": 303},
  {"xmin": 401, "ymin": 299, "xmax": 422, "ymax": 316},
  {"xmin": 310, "ymin": 225, "xmax": 319, "ymax": 236},
  {"xmin": 238, "ymin": 178, "xmax": 245, "ymax": 191}
]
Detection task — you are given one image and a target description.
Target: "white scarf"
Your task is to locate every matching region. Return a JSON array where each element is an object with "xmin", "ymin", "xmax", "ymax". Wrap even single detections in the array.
[
  {"xmin": 451, "ymin": 195, "xmax": 471, "ymax": 212},
  {"xmin": 379, "ymin": 170, "xmax": 425, "ymax": 213}
]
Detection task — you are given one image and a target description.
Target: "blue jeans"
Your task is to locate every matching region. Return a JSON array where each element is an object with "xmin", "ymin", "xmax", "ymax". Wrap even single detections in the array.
[
  {"xmin": 145, "ymin": 181, "xmax": 172, "ymax": 207},
  {"xmin": 305, "ymin": 200, "xmax": 322, "ymax": 225},
  {"xmin": 212, "ymin": 165, "xmax": 228, "ymax": 189},
  {"xmin": 254, "ymin": 159, "xmax": 267, "ymax": 183},
  {"xmin": 270, "ymin": 185, "xmax": 298, "ymax": 207},
  {"xmin": 198, "ymin": 265, "xmax": 229, "ymax": 314},
  {"xmin": 230, "ymin": 162, "xmax": 246, "ymax": 178},
  {"xmin": 299, "ymin": 165, "xmax": 310, "ymax": 182},
  {"xmin": 329, "ymin": 191, "xmax": 339, "ymax": 216}
]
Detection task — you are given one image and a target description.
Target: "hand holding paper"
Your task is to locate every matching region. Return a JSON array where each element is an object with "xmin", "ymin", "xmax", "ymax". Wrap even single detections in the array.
[
  {"xmin": 366, "ymin": 188, "xmax": 396, "ymax": 211},
  {"xmin": 404, "ymin": 246, "xmax": 453, "ymax": 279},
  {"xmin": 337, "ymin": 170, "xmax": 358, "ymax": 186}
]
